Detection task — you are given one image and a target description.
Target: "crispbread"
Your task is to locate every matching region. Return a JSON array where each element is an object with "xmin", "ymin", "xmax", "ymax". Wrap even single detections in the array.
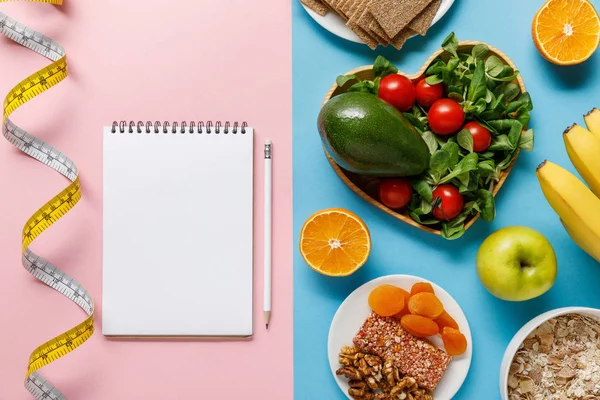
[
  {"xmin": 370, "ymin": 0, "xmax": 433, "ymax": 38},
  {"xmin": 348, "ymin": 0, "xmax": 371, "ymax": 23},
  {"xmin": 369, "ymin": 19, "xmax": 392, "ymax": 41},
  {"xmin": 408, "ymin": 0, "xmax": 441, "ymax": 36},
  {"xmin": 345, "ymin": 0, "xmax": 366, "ymax": 19},
  {"xmin": 339, "ymin": 0, "xmax": 356, "ymax": 14},
  {"xmin": 347, "ymin": 23, "xmax": 378, "ymax": 49},
  {"xmin": 334, "ymin": 0, "xmax": 351, "ymax": 18},
  {"xmin": 323, "ymin": 0, "xmax": 341, "ymax": 13},
  {"xmin": 301, "ymin": 0, "xmax": 330, "ymax": 16},
  {"xmin": 300, "ymin": 0, "xmax": 442, "ymax": 49},
  {"xmin": 371, "ymin": 20, "xmax": 415, "ymax": 49},
  {"xmin": 390, "ymin": 28, "xmax": 413, "ymax": 50},
  {"xmin": 348, "ymin": 0, "xmax": 389, "ymax": 47},
  {"xmin": 356, "ymin": 5, "xmax": 390, "ymax": 45}
]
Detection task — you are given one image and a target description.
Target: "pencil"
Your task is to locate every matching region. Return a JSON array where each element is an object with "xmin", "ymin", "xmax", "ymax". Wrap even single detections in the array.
[{"xmin": 263, "ymin": 140, "xmax": 272, "ymax": 329}]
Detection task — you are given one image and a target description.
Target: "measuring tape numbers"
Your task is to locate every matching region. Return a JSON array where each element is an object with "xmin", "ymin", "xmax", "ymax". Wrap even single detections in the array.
[{"xmin": 1, "ymin": 2, "xmax": 95, "ymax": 399}]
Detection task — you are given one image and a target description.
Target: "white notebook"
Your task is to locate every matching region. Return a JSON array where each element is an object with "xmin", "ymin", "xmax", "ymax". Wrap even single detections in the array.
[{"xmin": 102, "ymin": 121, "xmax": 254, "ymax": 337}]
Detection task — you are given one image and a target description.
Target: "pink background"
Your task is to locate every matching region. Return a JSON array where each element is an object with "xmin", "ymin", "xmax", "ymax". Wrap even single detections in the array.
[{"xmin": 0, "ymin": 1, "xmax": 292, "ymax": 398}]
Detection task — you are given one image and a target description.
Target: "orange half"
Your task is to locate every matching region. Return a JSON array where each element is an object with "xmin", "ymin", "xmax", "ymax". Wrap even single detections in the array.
[
  {"xmin": 533, "ymin": 0, "xmax": 600, "ymax": 65},
  {"xmin": 299, "ymin": 208, "xmax": 371, "ymax": 277}
]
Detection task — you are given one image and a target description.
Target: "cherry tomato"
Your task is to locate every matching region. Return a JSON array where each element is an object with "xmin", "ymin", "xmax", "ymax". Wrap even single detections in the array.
[
  {"xmin": 378, "ymin": 74, "xmax": 416, "ymax": 112},
  {"xmin": 378, "ymin": 179, "xmax": 413, "ymax": 209},
  {"xmin": 432, "ymin": 185, "xmax": 464, "ymax": 221},
  {"xmin": 463, "ymin": 121, "xmax": 492, "ymax": 152},
  {"xmin": 415, "ymin": 79, "xmax": 443, "ymax": 107},
  {"xmin": 428, "ymin": 99, "xmax": 465, "ymax": 136}
]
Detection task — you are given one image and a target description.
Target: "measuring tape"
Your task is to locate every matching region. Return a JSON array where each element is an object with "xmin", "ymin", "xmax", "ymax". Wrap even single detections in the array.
[{"xmin": 1, "ymin": 1, "xmax": 95, "ymax": 399}]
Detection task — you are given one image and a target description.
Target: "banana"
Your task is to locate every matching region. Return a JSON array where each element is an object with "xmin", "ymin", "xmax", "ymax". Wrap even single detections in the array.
[
  {"xmin": 563, "ymin": 123, "xmax": 600, "ymax": 197},
  {"xmin": 584, "ymin": 108, "xmax": 600, "ymax": 140},
  {"xmin": 536, "ymin": 161, "xmax": 600, "ymax": 260},
  {"xmin": 560, "ymin": 218, "xmax": 600, "ymax": 262}
]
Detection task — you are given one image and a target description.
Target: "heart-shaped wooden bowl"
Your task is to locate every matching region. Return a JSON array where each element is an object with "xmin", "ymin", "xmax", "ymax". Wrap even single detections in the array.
[{"xmin": 321, "ymin": 40, "xmax": 527, "ymax": 236}]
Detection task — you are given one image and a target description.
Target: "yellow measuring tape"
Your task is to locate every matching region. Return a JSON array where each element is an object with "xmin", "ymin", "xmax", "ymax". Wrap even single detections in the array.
[{"xmin": 1, "ymin": 1, "xmax": 94, "ymax": 398}]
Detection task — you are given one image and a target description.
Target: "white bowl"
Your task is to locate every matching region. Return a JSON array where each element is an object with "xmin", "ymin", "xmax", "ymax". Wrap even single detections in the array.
[{"xmin": 499, "ymin": 307, "xmax": 600, "ymax": 399}]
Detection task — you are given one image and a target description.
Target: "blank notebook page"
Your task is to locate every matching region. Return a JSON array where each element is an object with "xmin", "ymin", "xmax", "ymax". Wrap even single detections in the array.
[{"xmin": 103, "ymin": 127, "xmax": 254, "ymax": 337}]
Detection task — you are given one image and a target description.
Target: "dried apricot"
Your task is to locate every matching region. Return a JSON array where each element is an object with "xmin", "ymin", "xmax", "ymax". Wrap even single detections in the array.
[
  {"xmin": 391, "ymin": 288, "xmax": 411, "ymax": 319},
  {"xmin": 393, "ymin": 308, "xmax": 411, "ymax": 319},
  {"xmin": 368, "ymin": 285, "xmax": 405, "ymax": 317},
  {"xmin": 408, "ymin": 292, "xmax": 444, "ymax": 319},
  {"xmin": 441, "ymin": 327, "xmax": 467, "ymax": 356},
  {"xmin": 434, "ymin": 310, "xmax": 459, "ymax": 331},
  {"xmin": 400, "ymin": 314, "xmax": 439, "ymax": 337},
  {"xmin": 410, "ymin": 282, "xmax": 434, "ymax": 295}
]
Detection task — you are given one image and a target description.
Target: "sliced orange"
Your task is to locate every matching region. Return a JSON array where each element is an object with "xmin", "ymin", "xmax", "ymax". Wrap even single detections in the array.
[
  {"xmin": 532, "ymin": 0, "xmax": 600, "ymax": 65},
  {"xmin": 299, "ymin": 208, "xmax": 371, "ymax": 276}
]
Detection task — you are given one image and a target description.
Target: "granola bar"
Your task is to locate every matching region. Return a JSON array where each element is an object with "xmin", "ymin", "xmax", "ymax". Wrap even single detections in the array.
[{"xmin": 353, "ymin": 312, "xmax": 451, "ymax": 392}]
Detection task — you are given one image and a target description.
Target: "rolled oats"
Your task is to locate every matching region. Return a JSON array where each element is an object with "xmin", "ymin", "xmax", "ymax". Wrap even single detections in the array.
[{"xmin": 508, "ymin": 314, "xmax": 600, "ymax": 399}]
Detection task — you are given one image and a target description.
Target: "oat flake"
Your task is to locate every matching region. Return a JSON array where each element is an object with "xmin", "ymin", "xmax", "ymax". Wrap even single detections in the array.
[{"xmin": 508, "ymin": 314, "xmax": 600, "ymax": 400}]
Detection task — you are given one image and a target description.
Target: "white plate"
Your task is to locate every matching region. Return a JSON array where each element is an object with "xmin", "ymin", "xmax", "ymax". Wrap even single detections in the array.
[
  {"xmin": 328, "ymin": 274, "xmax": 472, "ymax": 400},
  {"xmin": 301, "ymin": 0, "xmax": 455, "ymax": 45}
]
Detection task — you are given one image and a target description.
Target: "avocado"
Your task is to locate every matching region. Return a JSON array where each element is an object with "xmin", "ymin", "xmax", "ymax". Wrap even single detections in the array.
[{"xmin": 318, "ymin": 92, "xmax": 430, "ymax": 177}]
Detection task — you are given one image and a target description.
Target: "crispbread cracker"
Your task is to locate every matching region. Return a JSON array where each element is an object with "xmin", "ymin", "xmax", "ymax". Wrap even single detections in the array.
[
  {"xmin": 347, "ymin": 0, "xmax": 389, "ymax": 47},
  {"xmin": 345, "ymin": 0, "xmax": 366, "ymax": 19},
  {"xmin": 347, "ymin": 23, "xmax": 378, "ymax": 49},
  {"xmin": 301, "ymin": 0, "xmax": 329, "ymax": 16},
  {"xmin": 355, "ymin": 3, "xmax": 377, "ymax": 30},
  {"xmin": 334, "ymin": 0, "xmax": 351, "ymax": 17},
  {"xmin": 369, "ymin": 19, "xmax": 392, "ymax": 41},
  {"xmin": 356, "ymin": 5, "xmax": 390, "ymax": 45},
  {"xmin": 347, "ymin": 0, "xmax": 370, "ymax": 23},
  {"xmin": 370, "ymin": 0, "xmax": 433, "ymax": 38},
  {"xmin": 390, "ymin": 28, "xmax": 413, "ymax": 50},
  {"xmin": 324, "ymin": 0, "xmax": 341, "ymax": 14},
  {"xmin": 408, "ymin": 0, "xmax": 441, "ymax": 35},
  {"xmin": 340, "ymin": 0, "xmax": 356, "ymax": 14}
]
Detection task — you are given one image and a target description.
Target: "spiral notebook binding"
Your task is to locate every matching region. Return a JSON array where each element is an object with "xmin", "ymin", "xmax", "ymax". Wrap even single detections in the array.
[{"xmin": 111, "ymin": 120, "xmax": 248, "ymax": 134}]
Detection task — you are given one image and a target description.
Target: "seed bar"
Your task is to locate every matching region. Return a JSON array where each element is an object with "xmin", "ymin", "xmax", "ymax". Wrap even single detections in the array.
[{"xmin": 353, "ymin": 313, "xmax": 451, "ymax": 392}]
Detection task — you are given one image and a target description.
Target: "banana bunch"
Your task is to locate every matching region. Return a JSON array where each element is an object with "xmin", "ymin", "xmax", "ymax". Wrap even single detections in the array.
[{"xmin": 537, "ymin": 109, "xmax": 600, "ymax": 262}]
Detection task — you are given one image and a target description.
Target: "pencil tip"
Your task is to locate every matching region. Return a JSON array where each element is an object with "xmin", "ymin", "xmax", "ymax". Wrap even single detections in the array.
[{"xmin": 266, "ymin": 323, "xmax": 269, "ymax": 330}]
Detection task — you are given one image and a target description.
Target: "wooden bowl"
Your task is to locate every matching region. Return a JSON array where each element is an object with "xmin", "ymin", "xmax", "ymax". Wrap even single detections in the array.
[{"xmin": 321, "ymin": 41, "xmax": 527, "ymax": 236}]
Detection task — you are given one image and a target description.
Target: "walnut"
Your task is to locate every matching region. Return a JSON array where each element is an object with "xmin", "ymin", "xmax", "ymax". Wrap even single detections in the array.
[
  {"xmin": 365, "ymin": 354, "xmax": 383, "ymax": 367},
  {"xmin": 358, "ymin": 358, "xmax": 372, "ymax": 377},
  {"xmin": 338, "ymin": 347, "xmax": 433, "ymax": 400},
  {"xmin": 349, "ymin": 380, "xmax": 369, "ymax": 390},
  {"xmin": 340, "ymin": 346, "xmax": 365, "ymax": 366},
  {"xmin": 348, "ymin": 387, "xmax": 375, "ymax": 400},
  {"xmin": 383, "ymin": 358, "xmax": 399, "ymax": 387},
  {"xmin": 374, "ymin": 394, "xmax": 391, "ymax": 400},
  {"xmin": 336, "ymin": 366, "xmax": 362, "ymax": 381},
  {"xmin": 366, "ymin": 375, "xmax": 379, "ymax": 390}
]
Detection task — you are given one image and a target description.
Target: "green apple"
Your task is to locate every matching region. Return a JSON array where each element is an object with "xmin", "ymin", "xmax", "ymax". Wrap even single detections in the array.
[{"xmin": 476, "ymin": 226, "xmax": 557, "ymax": 301}]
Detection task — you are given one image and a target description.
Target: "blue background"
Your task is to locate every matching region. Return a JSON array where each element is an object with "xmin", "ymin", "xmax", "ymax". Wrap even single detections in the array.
[{"xmin": 292, "ymin": 0, "xmax": 600, "ymax": 398}]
